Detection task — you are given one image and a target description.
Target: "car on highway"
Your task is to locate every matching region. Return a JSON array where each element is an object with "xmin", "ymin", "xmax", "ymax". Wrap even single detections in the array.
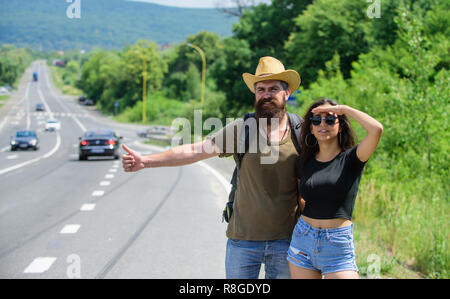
[
  {"xmin": 137, "ymin": 128, "xmax": 152, "ymax": 138},
  {"xmin": 10, "ymin": 130, "xmax": 39, "ymax": 151},
  {"xmin": 78, "ymin": 96, "xmax": 86, "ymax": 104},
  {"xmin": 35, "ymin": 103, "xmax": 45, "ymax": 111},
  {"xmin": 44, "ymin": 119, "xmax": 61, "ymax": 131},
  {"xmin": 137, "ymin": 126, "xmax": 172, "ymax": 138},
  {"xmin": 78, "ymin": 129, "xmax": 122, "ymax": 160}
]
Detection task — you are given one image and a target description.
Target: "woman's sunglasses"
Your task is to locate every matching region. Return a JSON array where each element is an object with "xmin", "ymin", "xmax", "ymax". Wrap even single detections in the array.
[{"xmin": 310, "ymin": 115, "xmax": 338, "ymax": 126}]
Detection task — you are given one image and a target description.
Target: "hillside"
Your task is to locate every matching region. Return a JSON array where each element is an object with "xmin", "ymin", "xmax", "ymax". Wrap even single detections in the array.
[{"xmin": 0, "ymin": 0, "xmax": 238, "ymax": 50}]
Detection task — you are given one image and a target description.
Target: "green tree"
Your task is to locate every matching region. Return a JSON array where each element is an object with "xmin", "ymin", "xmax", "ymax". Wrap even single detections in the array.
[
  {"xmin": 285, "ymin": 0, "xmax": 369, "ymax": 86},
  {"xmin": 122, "ymin": 40, "xmax": 167, "ymax": 108},
  {"xmin": 209, "ymin": 37, "xmax": 254, "ymax": 116},
  {"xmin": 232, "ymin": 0, "xmax": 313, "ymax": 60}
]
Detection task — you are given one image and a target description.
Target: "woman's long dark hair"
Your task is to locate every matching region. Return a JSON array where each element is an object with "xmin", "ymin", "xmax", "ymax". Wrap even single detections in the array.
[{"xmin": 299, "ymin": 98, "xmax": 356, "ymax": 172}]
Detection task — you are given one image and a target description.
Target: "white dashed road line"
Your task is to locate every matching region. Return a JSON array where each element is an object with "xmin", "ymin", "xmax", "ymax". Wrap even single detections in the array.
[
  {"xmin": 92, "ymin": 190, "xmax": 105, "ymax": 197},
  {"xmin": 23, "ymin": 257, "xmax": 57, "ymax": 274},
  {"xmin": 80, "ymin": 204, "xmax": 96, "ymax": 211},
  {"xmin": 99, "ymin": 181, "xmax": 111, "ymax": 186},
  {"xmin": 60, "ymin": 224, "xmax": 81, "ymax": 234}
]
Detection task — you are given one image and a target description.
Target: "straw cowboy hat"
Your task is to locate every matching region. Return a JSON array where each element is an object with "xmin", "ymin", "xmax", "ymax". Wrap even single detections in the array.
[{"xmin": 242, "ymin": 56, "xmax": 301, "ymax": 94}]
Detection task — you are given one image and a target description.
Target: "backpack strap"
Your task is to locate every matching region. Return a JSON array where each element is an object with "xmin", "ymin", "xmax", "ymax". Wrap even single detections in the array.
[
  {"xmin": 229, "ymin": 112, "xmax": 254, "ymax": 195},
  {"xmin": 287, "ymin": 112, "xmax": 303, "ymax": 154},
  {"xmin": 223, "ymin": 112, "xmax": 254, "ymax": 223}
]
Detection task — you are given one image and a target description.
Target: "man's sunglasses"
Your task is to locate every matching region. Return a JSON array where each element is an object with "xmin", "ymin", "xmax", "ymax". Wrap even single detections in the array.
[{"xmin": 310, "ymin": 115, "xmax": 338, "ymax": 126}]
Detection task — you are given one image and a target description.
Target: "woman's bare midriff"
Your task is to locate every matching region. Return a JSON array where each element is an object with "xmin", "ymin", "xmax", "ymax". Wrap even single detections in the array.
[{"xmin": 301, "ymin": 215, "xmax": 352, "ymax": 229}]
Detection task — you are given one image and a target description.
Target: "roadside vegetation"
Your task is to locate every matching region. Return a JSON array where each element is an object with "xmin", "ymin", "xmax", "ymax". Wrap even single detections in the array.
[
  {"xmin": 0, "ymin": 44, "xmax": 33, "ymax": 88},
  {"xmin": 44, "ymin": 0, "xmax": 448, "ymax": 278}
]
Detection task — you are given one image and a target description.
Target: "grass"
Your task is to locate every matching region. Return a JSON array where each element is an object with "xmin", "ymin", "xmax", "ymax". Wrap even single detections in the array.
[
  {"xmin": 353, "ymin": 178, "xmax": 449, "ymax": 278},
  {"xmin": 0, "ymin": 94, "xmax": 9, "ymax": 108},
  {"xmin": 49, "ymin": 66, "xmax": 83, "ymax": 96}
]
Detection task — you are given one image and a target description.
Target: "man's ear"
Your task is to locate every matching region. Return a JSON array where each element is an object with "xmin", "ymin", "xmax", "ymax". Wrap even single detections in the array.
[{"xmin": 285, "ymin": 89, "xmax": 291, "ymax": 102}]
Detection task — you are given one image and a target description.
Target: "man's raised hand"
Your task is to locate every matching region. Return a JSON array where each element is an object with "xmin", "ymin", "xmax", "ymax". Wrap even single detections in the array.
[{"xmin": 122, "ymin": 144, "xmax": 145, "ymax": 172}]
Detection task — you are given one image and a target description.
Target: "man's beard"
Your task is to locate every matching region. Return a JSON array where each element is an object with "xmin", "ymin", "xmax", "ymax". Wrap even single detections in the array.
[{"xmin": 255, "ymin": 97, "xmax": 286, "ymax": 121}]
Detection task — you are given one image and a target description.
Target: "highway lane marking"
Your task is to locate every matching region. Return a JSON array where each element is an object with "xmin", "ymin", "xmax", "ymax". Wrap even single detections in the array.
[
  {"xmin": 198, "ymin": 161, "xmax": 231, "ymax": 194},
  {"xmin": 0, "ymin": 82, "xmax": 30, "ymax": 134},
  {"xmin": 71, "ymin": 114, "xmax": 86, "ymax": 132},
  {"xmin": 80, "ymin": 203, "xmax": 96, "ymax": 211},
  {"xmin": 108, "ymin": 169, "xmax": 118, "ymax": 173},
  {"xmin": 99, "ymin": 181, "xmax": 111, "ymax": 186},
  {"xmin": 60, "ymin": 224, "xmax": 81, "ymax": 234},
  {"xmin": 92, "ymin": 190, "xmax": 105, "ymax": 197},
  {"xmin": 37, "ymin": 87, "xmax": 53, "ymax": 119},
  {"xmin": 41, "ymin": 65, "xmax": 86, "ymax": 133},
  {"xmin": 23, "ymin": 257, "xmax": 56, "ymax": 274},
  {"xmin": 0, "ymin": 132, "xmax": 61, "ymax": 176},
  {"xmin": 105, "ymin": 174, "xmax": 114, "ymax": 179},
  {"xmin": 1, "ymin": 146, "xmax": 10, "ymax": 152},
  {"xmin": 7, "ymin": 154, "xmax": 18, "ymax": 160}
]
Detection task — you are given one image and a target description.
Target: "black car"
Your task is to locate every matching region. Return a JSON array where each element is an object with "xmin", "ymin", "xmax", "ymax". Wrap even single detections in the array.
[
  {"xmin": 79, "ymin": 129, "xmax": 122, "ymax": 160},
  {"xmin": 78, "ymin": 96, "xmax": 86, "ymax": 104},
  {"xmin": 11, "ymin": 130, "xmax": 39, "ymax": 151},
  {"xmin": 35, "ymin": 103, "xmax": 45, "ymax": 111}
]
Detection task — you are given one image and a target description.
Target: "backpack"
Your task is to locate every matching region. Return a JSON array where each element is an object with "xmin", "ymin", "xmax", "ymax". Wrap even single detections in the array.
[{"xmin": 222, "ymin": 112, "xmax": 303, "ymax": 223}]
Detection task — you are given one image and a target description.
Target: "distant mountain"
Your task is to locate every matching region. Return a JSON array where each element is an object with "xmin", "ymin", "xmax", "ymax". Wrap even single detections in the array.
[{"xmin": 0, "ymin": 0, "xmax": 237, "ymax": 51}]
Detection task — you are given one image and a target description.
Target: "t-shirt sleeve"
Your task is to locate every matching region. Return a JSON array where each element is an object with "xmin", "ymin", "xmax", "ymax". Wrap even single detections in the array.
[
  {"xmin": 346, "ymin": 145, "xmax": 366, "ymax": 173},
  {"xmin": 206, "ymin": 119, "xmax": 241, "ymax": 158}
]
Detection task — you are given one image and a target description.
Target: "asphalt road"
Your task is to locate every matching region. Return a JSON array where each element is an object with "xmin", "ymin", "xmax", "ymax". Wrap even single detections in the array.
[{"xmin": 0, "ymin": 61, "xmax": 235, "ymax": 279}]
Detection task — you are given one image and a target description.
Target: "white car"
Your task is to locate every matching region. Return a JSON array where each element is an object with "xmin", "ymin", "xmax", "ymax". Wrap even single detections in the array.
[{"xmin": 45, "ymin": 119, "xmax": 61, "ymax": 131}]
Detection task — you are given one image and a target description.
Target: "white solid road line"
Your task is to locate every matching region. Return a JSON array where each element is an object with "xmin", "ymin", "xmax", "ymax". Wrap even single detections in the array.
[
  {"xmin": 198, "ymin": 161, "xmax": 232, "ymax": 194},
  {"xmin": 23, "ymin": 257, "xmax": 57, "ymax": 274},
  {"xmin": 42, "ymin": 63, "xmax": 86, "ymax": 133},
  {"xmin": 80, "ymin": 203, "xmax": 96, "ymax": 211},
  {"xmin": 37, "ymin": 87, "xmax": 53, "ymax": 119},
  {"xmin": 0, "ymin": 132, "xmax": 61, "ymax": 176},
  {"xmin": 0, "ymin": 82, "xmax": 30, "ymax": 134},
  {"xmin": 60, "ymin": 224, "xmax": 81, "ymax": 234},
  {"xmin": 71, "ymin": 114, "xmax": 86, "ymax": 132}
]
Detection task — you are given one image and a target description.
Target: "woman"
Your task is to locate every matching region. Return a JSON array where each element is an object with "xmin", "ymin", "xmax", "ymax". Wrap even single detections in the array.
[{"xmin": 288, "ymin": 98, "xmax": 383, "ymax": 279}]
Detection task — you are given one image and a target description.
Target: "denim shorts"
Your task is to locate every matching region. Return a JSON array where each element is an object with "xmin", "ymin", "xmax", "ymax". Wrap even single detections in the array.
[{"xmin": 287, "ymin": 216, "xmax": 358, "ymax": 275}]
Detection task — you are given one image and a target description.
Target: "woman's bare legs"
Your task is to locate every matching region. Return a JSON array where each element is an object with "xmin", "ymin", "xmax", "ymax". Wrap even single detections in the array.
[{"xmin": 289, "ymin": 262, "xmax": 322, "ymax": 279}]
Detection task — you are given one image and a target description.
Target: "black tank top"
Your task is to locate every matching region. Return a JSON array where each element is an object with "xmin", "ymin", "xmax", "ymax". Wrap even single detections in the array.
[{"xmin": 295, "ymin": 145, "xmax": 366, "ymax": 220}]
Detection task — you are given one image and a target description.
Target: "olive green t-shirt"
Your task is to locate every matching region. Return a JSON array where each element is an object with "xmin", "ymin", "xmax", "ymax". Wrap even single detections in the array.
[{"xmin": 209, "ymin": 118, "xmax": 299, "ymax": 241}]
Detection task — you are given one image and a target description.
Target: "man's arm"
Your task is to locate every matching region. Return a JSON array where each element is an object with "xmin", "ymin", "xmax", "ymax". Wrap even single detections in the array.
[{"xmin": 122, "ymin": 139, "xmax": 220, "ymax": 172}]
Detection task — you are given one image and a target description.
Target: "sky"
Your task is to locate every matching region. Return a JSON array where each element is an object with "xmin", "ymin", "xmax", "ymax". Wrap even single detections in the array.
[{"xmin": 128, "ymin": 0, "xmax": 271, "ymax": 8}]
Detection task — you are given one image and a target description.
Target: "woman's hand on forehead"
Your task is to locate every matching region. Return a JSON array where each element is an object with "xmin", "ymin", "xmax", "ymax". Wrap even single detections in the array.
[{"xmin": 312, "ymin": 105, "xmax": 344, "ymax": 116}]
